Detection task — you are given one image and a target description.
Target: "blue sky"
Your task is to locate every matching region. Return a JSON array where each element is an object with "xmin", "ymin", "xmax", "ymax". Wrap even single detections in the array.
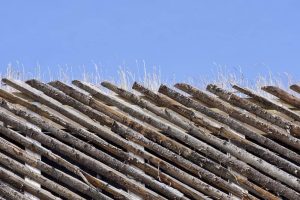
[{"xmin": 0, "ymin": 1, "xmax": 300, "ymax": 82}]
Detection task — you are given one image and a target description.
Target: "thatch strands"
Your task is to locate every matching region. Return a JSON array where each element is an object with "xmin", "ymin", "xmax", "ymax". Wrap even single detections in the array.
[{"xmin": 0, "ymin": 77, "xmax": 300, "ymax": 199}]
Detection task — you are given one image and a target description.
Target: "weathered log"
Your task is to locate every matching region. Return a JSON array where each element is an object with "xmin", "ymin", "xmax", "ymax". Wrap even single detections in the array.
[
  {"xmin": 113, "ymin": 124, "xmax": 278, "ymax": 200},
  {"xmin": 70, "ymin": 81, "xmax": 253, "ymax": 198},
  {"xmin": 133, "ymin": 82, "xmax": 300, "ymax": 199},
  {"xmin": 0, "ymin": 135, "xmax": 112, "ymax": 200},
  {"xmin": 75, "ymin": 81, "xmax": 231, "ymax": 175},
  {"xmin": 100, "ymin": 81, "xmax": 283, "ymax": 200},
  {"xmin": 0, "ymin": 124, "xmax": 130, "ymax": 200},
  {"xmin": 112, "ymin": 122, "xmax": 241, "ymax": 200},
  {"xmin": 174, "ymin": 83, "xmax": 300, "ymax": 174},
  {"xmin": 0, "ymin": 108, "xmax": 171, "ymax": 200},
  {"xmin": 1, "ymin": 101, "xmax": 188, "ymax": 200},
  {"xmin": 27, "ymin": 82, "xmax": 238, "ymax": 199},
  {"xmin": 263, "ymin": 85, "xmax": 300, "ymax": 109},
  {"xmin": 206, "ymin": 84, "xmax": 300, "ymax": 149},
  {"xmin": 290, "ymin": 84, "xmax": 300, "ymax": 94},
  {"xmin": 159, "ymin": 85, "xmax": 300, "ymax": 191},
  {"xmin": 0, "ymin": 165, "xmax": 60, "ymax": 200},
  {"xmin": 0, "ymin": 180, "xmax": 27, "ymax": 200},
  {"xmin": 176, "ymin": 83, "xmax": 300, "ymax": 164},
  {"xmin": 0, "ymin": 151, "xmax": 85, "ymax": 200},
  {"xmin": 232, "ymin": 84, "xmax": 300, "ymax": 122},
  {"xmin": 0, "ymin": 80, "xmax": 224, "ymax": 199},
  {"xmin": 0, "ymin": 93, "xmax": 209, "ymax": 200}
]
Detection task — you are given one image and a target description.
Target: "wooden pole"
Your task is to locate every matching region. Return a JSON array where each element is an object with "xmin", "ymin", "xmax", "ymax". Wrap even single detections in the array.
[
  {"xmin": 0, "ymin": 80, "xmax": 219, "ymax": 199},
  {"xmin": 0, "ymin": 136, "xmax": 112, "ymax": 200},
  {"xmin": 0, "ymin": 180, "xmax": 28, "ymax": 200},
  {"xmin": 0, "ymin": 165, "xmax": 60, "ymax": 200},
  {"xmin": 0, "ymin": 108, "xmax": 171, "ymax": 200},
  {"xmin": 263, "ymin": 85, "xmax": 300, "ymax": 109},
  {"xmin": 207, "ymin": 84, "xmax": 300, "ymax": 141},
  {"xmin": 232, "ymin": 84, "xmax": 300, "ymax": 122},
  {"xmin": 132, "ymin": 82, "xmax": 300, "ymax": 199}
]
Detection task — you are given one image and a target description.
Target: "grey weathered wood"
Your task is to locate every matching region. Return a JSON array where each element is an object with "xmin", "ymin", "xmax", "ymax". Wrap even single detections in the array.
[
  {"xmin": 132, "ymin": 82, "xmax": 300, "ymax": 200},
  {"xmin": 0, "ymin": 108, "xmax": 169, "ymax": 200},
  {"xmin": 0, "ymin": 80, "xmax": 219, "ymax": 199},
  {"xmin": 158, "ymin": 84, "xmax": 300, "ymax": 191},
  {"xmin": 233, "ymin": 84, "xmax": 300, "ymax": 122},
  {"xmin": 75, "ymin": 81, "xmax": 234, "ymax": 179},
  {"xmin": 0, "ymin": 124, "xmax": 129, "ymax": 200},
  {"xmin": 0, "ymin": 135, "xmax": 112, "ymax": 200},
  {"xmin": 0, "ymin": 92, "xmax": 209, "ymax": 200},
  {"xmin": 30, "ymin": 80, "xmax": 238, "ymax": 199},
  {"xmin": 206, "ymin": 84, "xmax": 300, "ymax": 149},
  {"xmin": 263, "ymin": 85, "xmax": 300, "ymax": 109},
  {"xmin": 0, "ymin": 151, "xmax": 85, "ymax": 200},
  {"xmin": 71, "ymin": 80, "xmax": 252, "ymax": 198},
  {"xmin": 174, "ymin": 83, "xmax": 300, "ymax": 174},
  {"xmin": 0, "ymin": 180, "xmax": 28, "ymax": 200},
  {"xmin": 1, "ymin": 101, "xmax": 187, "ymax": 200},
  {"xmin": 0, "ymin": 165, "xmax": 60, "ymax": 200},
  {"xmin": 100, "ymin": 81, "xmax": 281, "ymax": 200},
  {"xmin": 290, "ymin": 84, "xmax": 300, "ymax": 94},
  {"xmin": 176, "ymin": 83, "xmax": 300, "ymax": 164}
]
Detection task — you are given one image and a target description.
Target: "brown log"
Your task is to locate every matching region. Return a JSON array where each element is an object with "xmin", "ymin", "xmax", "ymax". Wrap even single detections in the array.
[
  {"xmin": 207, "ymin": 84, "xmax": 290, "ymax": 128},
  {"xmin": 263, "ymin": 85, "xmax": 300, "ymax": 109},
  {"xmin": 158, "ymin": 84, "xmax": 300, "ymax": 191},
  {"xmin": 132, "ymin": 82, "xmax": 300, "ymax": 199},
  {"xmin": 29, "ymin": 81, "xmax": 237, "ymax": 199},
  {"xmin": 0, "ymin": 92, "xmax": 209, "ymax": 200},
  {"xmin": 100, "ymin": 81, "xmax": 280, "ymax": 199},
  {"xmin": 100, "ymin": 81, "xmax": 287, "ymax": 200},
  {"xmin": 0, "ymin": 135, "xmax": 112, "ymax": 200},
  {"xmin": 0, "ymin": 124, "xmax": 130, "ymax": 200},
  {"xmin": 0, "ymin": 165, "xmax": 60, "ymax": 200},
  {"xmin": 290, "ymin": 84, "xmax": 300, "ymax": 94},
  {"xmin": 206, "ymin": 84, "xmax": 300, "ymax": 149},
  {"xmin": 0, "ymin": 108, "xmax": 171, "ymax": 200},
  {"xmin": 71, "ymin": 81, "xmax": 253, "ymax": 198},
  {"xmin": 75, "ymin": 81, "xmax": 232, "ymax": 176},
  {"xmin": 0, "ymin": 180, "xmax": 27, "ymax": 200},
  {"xmin": 176, "ymin": 83, "xmax": 300, "ymax": 163},
  {"xmin": 174, "ymin": 83, "xmax": 300, "ymax": 172},
  {"xmin": 0, "ymin": 151, "xmax": 85, "ymax": 200},
  {"xmin": 0, "ymin": 79, "xmax": 221, "ymax": 199},
  {"xmin": 1, "ymin": 101, "xmax": 188, "ymax": 200},
  {"xmin": 113, "ymin": 122, "xmax": 241, "ymax": 200},
  {"xmin": 232, "ymin": 84, "xmax": 300, "ymax": 122}
]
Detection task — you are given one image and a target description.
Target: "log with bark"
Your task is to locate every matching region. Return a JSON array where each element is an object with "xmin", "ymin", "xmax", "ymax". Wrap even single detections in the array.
[
  {"xmin": 132, "ymin": 82, "xmax": 300, "ymax": 199},
  {"xmin": 0, "ymin": 135, "xmax": 112, "ymax": 200},
  {"xmin": 263, "ymin": 85, "xmax": 300, "ymax": 109},
  {"xmin": 100, "ymin": 81, "xmax": 280, "ymax": 200},
  {"xmin": 173, "ymin": 83, "xmax": 300, "ymax": 173},
  {"xmin": 0, "ymin": 123, "xmax": 131, "ymax": 200},
  {"xmin": 0, "ymin": 93, "xmax": 210, "ymax": 200},
  {"xmin": 206, "ymin": 84, "xmax": 300, "ymax": 147},
  {"xmin": 0, "ymin": 151, "xmax": 85, "ymax": 200},
  {"xmin": 290, "ymin": 84, "xmax": 300, "ymax": 94},
  {"xmin": 0, "ymin": 107, "xmax": 173, "ymax": 200},
  {"xmin": 158, "ymin": 85, "xmax": 300, "ymax": 191},
  {"xmin": 0, "ymin": 180, "xmax": 28, "ymax": 200},
  {"xmin": 0, "ymin": 79, "xmax": 226, "ymax": 199},
  {"xmin": 0, "ymin": 165, "xmax": 60, "ymax": 200},
  {"xmin": 2, "ymin": 101, "xmax": 193, "ymax": 200},
  {"xmin": 232, "ymin": 84, "xmax": 300, "ymax": 122},
  {"xmin": 45, "ymin": 80, "xmax": 249, "ymax": 198}
]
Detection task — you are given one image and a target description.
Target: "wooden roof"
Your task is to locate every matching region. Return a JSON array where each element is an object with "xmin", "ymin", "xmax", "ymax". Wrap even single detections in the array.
[{"xmin": 0, "ymin": 78, "xmax": 299, "ymax": 200}]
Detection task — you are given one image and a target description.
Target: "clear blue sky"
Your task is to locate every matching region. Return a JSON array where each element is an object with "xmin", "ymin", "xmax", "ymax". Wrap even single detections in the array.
[{"xmin": 0, "ymin": 1, "xmax": 300, "ymax": 81}]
